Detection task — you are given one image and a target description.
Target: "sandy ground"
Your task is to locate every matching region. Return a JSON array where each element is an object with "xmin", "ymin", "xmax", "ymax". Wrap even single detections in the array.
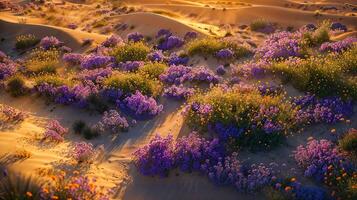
[{"xmin": 1, "ymin": 0, "xmax": 357, "ymax": 199}]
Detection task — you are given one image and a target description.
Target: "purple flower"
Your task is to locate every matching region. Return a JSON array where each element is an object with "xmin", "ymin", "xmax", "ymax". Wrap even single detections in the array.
[
  {"xmin": 216, "ymin": 49, "xmax": 234, "ymax": 59},
  {"xmin": 319, "ymin": 37, "xmax": 357, "ymax": 53},
  {"xmin": 147, "ymin": 50, "xmax": 165, "ymax": 62},
  {"xmin": 158, "ymin": 36, "xmax": 184, "ymax": 51},
  {"xmin": 216, "ymin": 65, "xmax": 226, "ymax": 75},
  {"xmin": 330, "ymin": 22, "xmax": 347, "ymax": 32},
  {"xmin": 40, "ymin": 36, "xmax": 63, "ymax": 50},
  {"xmin": 63, "ymin": 53, "xmax": 83, "ymax": 66},
  {"xmin": 0, "ymin": 62, "xmax": 16, "ymax": 80},
  {"xmin": 168, "ymin": 53, "xmax": 189, "ymax": 66},
  {"xmin": 80, "ymin": 54, "xmax": 112, "ymax": 69},
  {"xmin": 156, "ymin": 29, "xmax": 172, "ymax": 38},
  {"xmin": 184, "ymin": 31, "xmax": 198, "ymax": 40},
  {"xmin": 163, "ymin": 85, "xmax": 195, "ymax": 100},
  {"xmin": 127, "ymin": 32, "xmax": 144, "ymax": 42},
  {"xmin": 77, "ymin": 67, "xmax": 112, "ymax": 83},
  {"xmin": 189, "ymin": 66, "xmax": 220, "ymax": 84},
  {"xmin": 118, "ymin": 61, "xmax": 144, "ymax": 71},
  {"xmin": 99, "ymin": 110, "xmax": 129, "ymax": 133},
  {"xmin": 102, "ymin": 34, "xmax": 123, "ymax": 47},
  {"xmin": 159, "ymin": 65, "xmax": 192, "ymax": 84}
]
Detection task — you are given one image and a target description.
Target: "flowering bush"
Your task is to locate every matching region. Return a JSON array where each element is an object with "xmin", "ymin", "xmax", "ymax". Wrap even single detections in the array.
[
  {"xmin": 118, "ymin": 61, "xmax": 144, "ymax": 71},
  {"xmin": 0, "ymin": 63, "xmax": 16, "ymax": 80},
  {"xmin": 339, "ymin": 129, "xmax": 357, "ymax": 155},
  {"xmin": 102, "ymin": 34, "xmax": 123, "ymax": 47},
  {"xmin": 40, "ymin": 171, "xmax": 110, "ymax": 200},
  {"xmin": 157, "ymin": 35, "xmax": 184, "ymax": 51},
  {"xmin": 127, "ymin": 32, "xmax": 144, "ymax": 42},
  {"xmin": 119, "ymin": 91, "xmax": 163, "ymax": 118},
  {"xmin": 184, "ymin": 31, "xmax": 198, "ymax": 40},
  {"xmin": 39, "ymin": 36, "xmax": 63, "ymax": 50},
  {"xmin": 133, "ymin": 134, "xmax": 175, "ymax": 177},
  {"xmin": 215, "ymin": 48, "xmax": 234, "ymax": 60},
  {"xmin": 159, "ymin": 65, "xmax": 192, "ymax": 84},
  {"xmin": 99, "ymin": 110, "xmax": 129, "ymax": 133},
  {"xmin": 250, "ymin": 19, "xmax": 275, "ymax": 34},
  {"xmin": 77, "ymin": 67, "xmax": 113, "ymax": 83},
  {"xmin": 43, "ymin": 120, "xmax": 68, "ymax": 142},
  {"xmin": 72, "ymin": 142, "xmax": 95, "ymax": 163},
  {"xmin": 189, "ymin": 66, "xmax": 220, "ymax": 84},
  {"xmin": 163, "ymin": 85, "xmax": 194, "ymax": 100},
  {"xmin": 0, "ymin": 104, "xmax": 25, "ymax": 122},
  {"xmin": 185, "ymin": 85, "xmax": 296, "ymax": 150},
  {"xmin": 167, "ymin": 52, "xmax": 189, "ymax": 66},
  {"xmin": 330, "ymin": 22, "xmax": 347, "ymax": 32},
  {"xmin": 320, "ymin": 37, "xmax": 357, "ymax": 53},
  {"xmin": 292, "ymin": 94, "xmax": 353, "ymax": 124},
  {"xmin": 80, "ymin": 54, "xmax": 112, "ymax": 69},
  {"xmin": 63, "ymin": 53, "xmax": 83, "ymax": 66},
  {"xmin": 138, "ymin": 62, "xmax": 168, "ymax": 79},
  {"xmin": 147, "ymin": 50, "xmax": 165, "ymax": 62},
  {"xmin": 25, "ymin": 49, "xmax": 59, "ymax": 74},
  {"xmin": 216, "ymin": 65, "xmax": 226, "ymax": 75}
]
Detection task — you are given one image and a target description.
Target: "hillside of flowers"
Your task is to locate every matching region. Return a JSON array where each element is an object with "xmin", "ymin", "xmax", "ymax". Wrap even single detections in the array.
[{"xmin": 0, "ymin": 17, "xmax": 356, "ymax": 200}]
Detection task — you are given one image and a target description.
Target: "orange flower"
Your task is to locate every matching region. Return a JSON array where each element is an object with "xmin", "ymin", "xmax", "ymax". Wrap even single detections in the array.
[
  {"xmin": 52, "ymin": 195, "xmax": 59, "ymax": 200},
  {"xmin": 284, "ymin": 186, "xmax": 292, "ymax": 192},
  {"xmin": 291, "ymin": 177, "xmax": 296, "ymax": 182},
  {"xmin": 26, "ymin": 192, "xmax": 33, "ymax": 197}
]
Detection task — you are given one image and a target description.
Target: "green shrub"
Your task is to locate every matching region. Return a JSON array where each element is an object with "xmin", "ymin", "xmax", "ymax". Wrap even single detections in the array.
[
  {"xmin": 15, "ymin": 34, "xmax": 39, "ymax": 50},
  {"xmin": 6, "ymin": 75, "xmax": 26, "ymax": 97},
  {"xmin": 186, "ymin": 38, "xmax": 251, "ymax": 58},
  {"xmin": 339, "ymin": 129, "xmax": 357, "ymax": 154},
  {"xmin": 185, "ymin": 86, "xmax": 296, "ymax": 151},
  {"xmin": 301, "ymin": 21, "xmax": 330, "ymax": 47},
  {"xmin": 271, "ymin": 50, "xmax": 357, "ymax": 99},
  {"xmin": 250, "ymin": 19, "xmax": 269, "ymax": 31},
  {"xmin": 103, "ymin": 72, "xmax": 162, "ymax": 97},
  {"xmin": 111, "ymin": 42, "xmax": 150, "ymax": 63},
  {"xmin": 138, "ymin": 62, "xmax": 168, "ymax": 79},
  {"xmin": 25, "ymin": 49, "xmax": 59, "ymax": 75},
  {"xmin": 34, "ymin": 75, "xmax": 66, "ymax": 87},
  {"xmin": 72, "ymin": 120, "xmax": 86, "ymax": 134}
]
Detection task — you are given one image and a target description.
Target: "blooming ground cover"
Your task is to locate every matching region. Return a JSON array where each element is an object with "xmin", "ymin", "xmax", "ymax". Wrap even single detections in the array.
[{"xmin": 0, "ymin": 20, "xmax": 356, "ymax": 200}]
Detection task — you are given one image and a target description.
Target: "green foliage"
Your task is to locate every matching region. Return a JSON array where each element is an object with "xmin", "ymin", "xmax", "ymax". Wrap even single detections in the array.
[
  {"xmin": 82, "ymin": 126, "xmax": 100, "ymax": 140},
  {"xmin": 111, "ymin": 42, "xmax": 150, "ymax": 63},
  {"xmin": 250, "ymin": 19, "xmax": 269, "ymax": 31},
  {"xmin": 339, "ymin": 129, "xmax": 357, "ymax": 155},
  {"xmin": 271, "ymin": 47, "xmax": 357, "ymax": 99},
  {"xmin": 87, "ymin": 94, "xmax": 109, "ymax": 113},
  {"xmin": 34, "ymin": 75, "xmax": 66, "ymax": 87},
  {"xmin": 186, "ymin": 86, "xmax": 296, "ymax": 150},
  {"xmin": 301, "ymin": 21, "xmax": 330, "ymax": 47},
  {"xmin": 186, "ymin": 38, "xmax": 251, "ymax": 58},
  {"xmin": 103, "ymin": 72, "xmax": 162, "ymax": 97},
  {"xmin": 25, "ymin": 49, "xmax": 59, "ymax": 75},
  {"xmin": 0, "ymin": 172, "xmax": 43, "ymax": 200},
  {"xmin": 138, "ymin": 62, "xmax": 168, "ymax": 79},
  {"xmin": 6, "ymin": 75, "xmax": 26, "ymax": 97},
  {"xmin": 15, "ymin": 34, "xmax": 39, "ymax": 50}
]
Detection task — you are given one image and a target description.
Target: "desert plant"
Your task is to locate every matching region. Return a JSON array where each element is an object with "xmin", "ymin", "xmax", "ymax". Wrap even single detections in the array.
[
  {"xmin": 15, "ymin": 34, "xmax": 39, "ymax": 50},
  {"xmin": 111, "ymin": 42, "xmax": 150, "ymax": 63},
  {"xmin": 339, "ymin": 129, "xmax": 357, "ymax": 155},
  {"xmin": 72, "ymin": 120, "xmax": 86, "ymax": 134},
  {"xmin": 103, "ymin": 72, "xmax": 162, "ymax": 97},
  {"xmin": 138, "ymin": 62, "xmax": 168, "ymax": 79},
  {"xmin": 6, "ymin": 75, "xmax": 26, "ymax": 97},
  {"xmin": 25, "ymin": 49, "xmax": 59, "ymax": 75}
]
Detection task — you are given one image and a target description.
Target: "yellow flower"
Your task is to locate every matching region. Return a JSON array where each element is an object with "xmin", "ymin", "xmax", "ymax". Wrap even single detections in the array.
[
  {"xmin": 26, "ymin": 192, "xmax": 33, "ymax": 197},
  {"xmin": 330, "ymin": 129, "xmax": 336, "ymax": 133},
  {"xmin": 52, "ymin": 195, "xmax": 59, "ymax": 200}
]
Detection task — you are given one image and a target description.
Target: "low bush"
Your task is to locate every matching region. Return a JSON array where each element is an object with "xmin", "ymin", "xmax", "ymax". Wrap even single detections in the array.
[
  {"xmin": 138, "ymin": 62, "xmax": 168, "ymax": 79},
  {"xmin": 111, "ymin": 42, "xmax": 150, "ymax": 63},
  {"xmin": 6, "ymin": 75, "xmax": 26, "ymax": 97},
  {"xmin": 339, "ymin": 129, "xmax": 357, "ymax": 155},
  {"xmin": 15, "ymin": 34, "xmax": 39, "ymax": 50},
  {"xmin": 185, "ymin": 85, "xmax": 297, "ymax": 151},
  {"xmin": 72, "ymin": 120, "xmax": 86, "ymax": 134},
  {"xmin": 103, "ymin": 72, "xmax": 162, "ymax": 97},
  {"xmin": 25, "ymin": 49, "xmax": 59, "ymax": 75},
  {"xmin": 186, "ymin": 38, "xmax": 251, "ymax": 58}
]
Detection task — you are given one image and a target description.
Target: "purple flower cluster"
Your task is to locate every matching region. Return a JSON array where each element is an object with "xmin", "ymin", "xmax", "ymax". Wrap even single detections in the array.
[
  {"xmin": 0, "ymin": 62, "xmax": 16, "ymax": 80},
  {"xmin": 163, "ymin": 85, "xmax": 194, "ymax": 100},
  {"xmin": 294, "ymin": 139, "xmax": 352, "ymax": 182},
  {"xmin": 191, "ymin": 102, "xmax": 213, "ymax": 116},
  {"xmin": 159, "ymin": 65, "xmax": 192, "ymax": 84},
  {"xmin": 293, "ymin": 94, "xmax": 353, "ymax": 124},
  {"xmin": 189, "ymin": 66, "xmax": 220, "ymax": 84},
  {"xmin": 63, "ymin": 53, "xmax": 83, "ymax": 66},
  {"xmin": 72, "ymin": 142, "xmax": 95, "ymax": 162},
  {"xmin": 184, "ymin": 31, "xmax": 198, "ymax": 40},
  {"xmin": 40, "ymin": 36, "xmax": 63, "ymax": 50},
  {"xmin": 133, "ymin": 133, "xmax": 274, "ymax": 192},
  {"xmin": 77, "ymin": 67, "xmax": 112, "ymax": 83},
  {"xmin": 235, "ymin": 61, "xmax": 268, "ymax": 78},
  {"xmin": 330, "ymin": 22, "xmax": 347, "ymax": 32},
  {"xmin": 147, "ymin": 50, "xmax": 165, "ymax": 62},
  {"xmin": 216, "ymin": 65, "xmax": 226, "ymax": 75},
  {"xmin": 256, "ymin": 31, "xmax": 301, "ymax": 60},
  {"xmin": 119, "ymin": 90, "xmax": 163, "ymax": 118},
  {"xmin": 258, "ymin": 84, "xmax": 283, "ymax": 96},
  {"xmin": 319, "ymin": 37, "xmax": 357, "ymax": 53},
  {"xmin": 127, "ymin": 32, "xmax": 144, "ymax": 42},
  {"xmin": 156, "ymin": 29, "xmax": 172, "ymax": 38},
  {"xmin": 102, "ymin": 34, "xmax": 123, "ymax": 47},
  {"xmin": 118, "ymin": 61, "xmax": 144, "ymax": 71},
  {"xmin": 36, "ymin": 82, "xmax": 97, "ymax": 108},
  {"xmin": 43, "ymin": 120, "xmax": 68, "ymax": 142},
  {"xmin": 216, "ymin": 48, "xmax": 234, "ymax": 60},
  {"xmin": 80, "ymin": 54, "xmax": 113, "ymax": 69},
  {"xmin": 99, "ymin": 109, "xmax": 129, "ymax": 133},
  {"xmin": 167, "ymin": 53, "xmax": 189, "ymax": 66},
  {"xmin": 67, "ymin": 23, "xmax": 78, "ymax": 29},
  {"xmin": 157, "ymin": 36, "xmax": 184, "ymax": 51},
  {"xmin": 0, "ymin": 104, "xmax": 25, "ymax": 122}
]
